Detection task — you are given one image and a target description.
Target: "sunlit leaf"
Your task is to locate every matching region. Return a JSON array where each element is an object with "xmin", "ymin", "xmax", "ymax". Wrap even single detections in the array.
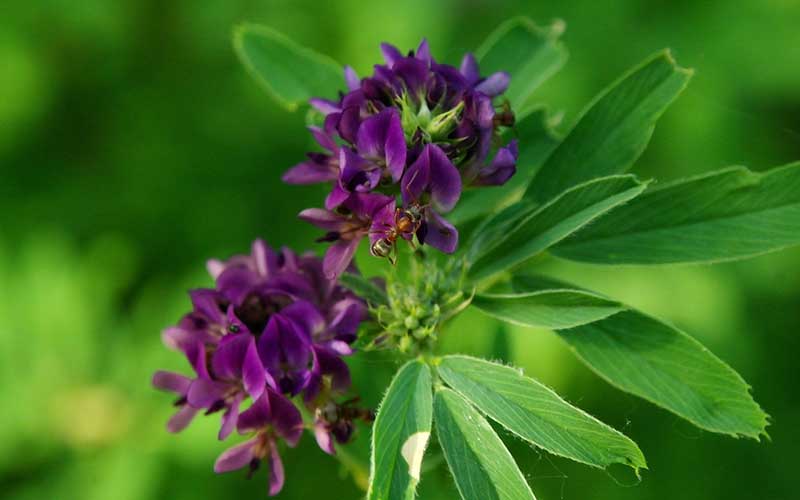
[
  {"xmin": 233, "ymin": 23, "xmax": 343, "ymax": 111},
  {"xmin": 434, "ymin": 387, "xmax": 535, "ymax": 500},
  {"xmin": 477, "ymin": 17, "xmax": 568, "ymax": 111},
  {"xmin": 558, "ymin": 310, "xmax": 769, "ymax": 439},
  {"xmin": 368, "ymin": 360, "xmax": 432, "ymax": 500},
  {"xmin": 525, "ymin": 50, "xmax": 692, "ymax": 203},
  {"xmin": 553, "ymin": 163, "xmax": 800, "ymax": 264},
  {"xmin": 472, "ymin": 288, "xmax": 623, "ymax": 330},
  {"xmin": 438, "ymin": 355, "xmax": 646, "ymax": 472},
  {"xmin": 468, "ymin": 175, "xmax": 647, "ymax": 281}
]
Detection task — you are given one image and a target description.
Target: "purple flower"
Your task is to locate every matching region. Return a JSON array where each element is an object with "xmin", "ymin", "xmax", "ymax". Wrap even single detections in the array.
[
  {"xmin": 288, "ymin": 39, "xmax": 518, "ymax": 264},
  {"xmin": 154, "ymin": 239, "xmax": 369, "ymax": 493},
  {"xmin": 300, "ymin": 193, "xmax": 396, "ymax": 278},
  {"xmin": 214, "ymin": 390, "xmax": 303, "ymax": 496}
]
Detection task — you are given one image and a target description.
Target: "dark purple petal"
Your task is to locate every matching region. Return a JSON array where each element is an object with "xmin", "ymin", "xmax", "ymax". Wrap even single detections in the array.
[
  {"xmin": 152, "ymin": 371, "xmax": 192, "ymax": 394},
  {"xmin": 460, "ymin": 53, "xmax": 480, "ymax": 85},
  {"xmin": 214, "ymin": 437, "xmax": 257, "ymax": 473},
  {"xmin": 337, "ymin": 106, "xmax": 361, "ymax": 144},
  {"xmin": 328, "ymin": 299, "xmax": 365, "ymax": 339},
  {"xmin": 475, "ymin": 71, "xmax": 510, "ymax": 97},
  {"xmin": 426, "ymin": 144, "xmax": 462, "ymax": 211},
  {"xmin": 403, "ymin": 144, "xmax": 461, "ymax": 212},
  {"xmin": 268, "ymin": 390, "xmax": 304, "ymax": 446},
  {"xmin": 472, "ymin": 139, "xmax": 518, "ymax": 186},
  {"xmin": 323, "ymin": 238, "xmax": 361, "ymax": 279},
  {"xmin": 267, "ymin": 444, "xmax": 285, "ymax": 496},
  {"xmin": 356, "ymin": 108, "xmax": 407, "ymax": 182},
  {"xmin": 281, "ymin": 300, "xmax": 325, "ymax": 338},
  {"xmin": 167, "ymin": 405, "xmax": 198, "ymax": 433},
  {"xmin": 189, "ymin": 289, "xmax": 226, "ymax": 324},
  {"xmin": 237, "ymin": 393, "xmax": 272, "ymax": 433},
  {"xmin": 415, "ymin": 39, "xmax": 432, "ymax": 65},
  {"xmin": 325, "ymin": 181, "xmax": 351, "ymax": 210},
  {"xmin": 421, "ymin": 210, "xmax": 459, "ymax": 253}
]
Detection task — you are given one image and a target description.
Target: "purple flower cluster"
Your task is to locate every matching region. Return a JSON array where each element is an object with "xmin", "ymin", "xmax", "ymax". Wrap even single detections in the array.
[
  {"xmin": 153, "ymin": 240, "xmax": 369, "ymax": 495},
  {"xmin": 286, "ymin": 40, "xmax": 518, "ymax": 278}
]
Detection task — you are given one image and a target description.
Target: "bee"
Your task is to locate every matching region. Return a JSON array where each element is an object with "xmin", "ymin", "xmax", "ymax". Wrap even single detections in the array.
[
  {"xmin": 493, "ymin": 99, "xmax": 516, "ymax": 128},
  {"xmin": 370, "ymin": 204, "xmax": 425, "ymax": 262}
]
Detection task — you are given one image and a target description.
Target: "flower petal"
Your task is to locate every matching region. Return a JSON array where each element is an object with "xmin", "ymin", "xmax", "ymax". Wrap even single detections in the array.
[
  {"xmin": 167, "ymin": 405, "xmax": 198, "ymax": 433},
  {"xmin": 268, "ymin": 390, "xmax": 304, "ymax": 446},
  {"xmin": 344, "ymin": 66, "xmax": 360, "ymax": 91},
  {"xmin": 218, "ymin": 393, "xmax": 243, "ymax": 440},
  {"xmin": 460, "ymin": 53, "xmax": 480, "ymax": 85},
  {"xmin": 282, "ymin": 160, "xmax": 336, "ymax": 184},
  {"xmin": 421, "ymin": 210, "xmax": 458, "ymax": 253},
  {"xmin": 152, "ymin": 371, "xmax": 192, "ymax": 394},
  {"xmin": 237, "ymin": 393, "xmax": 272, "ymax": 433},
  {"xmin": 380, "ymin": 43, "xmax": 403, "ymax": 67},
  {"xmin": 214, "ymin": 437, "xmax": 257, "ymax": 473},
  {"xmin": 475, "ymin": 71, "xmax": 510, "ymax": 97},
  {"xmin": 323, "ymin": 238, "xmax": 361, "ymax": 279},
  {"xmin": 267, "ymin": 444, "xmax": 286, "ymax": 496},
  {"xmin": 187, "ymin": 378, "xmax": 227, "ymax": 408}
]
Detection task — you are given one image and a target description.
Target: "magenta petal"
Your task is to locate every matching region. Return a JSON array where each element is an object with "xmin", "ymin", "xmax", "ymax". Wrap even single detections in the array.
[
  {"xmin": 422, "ymin": 210, "xmax": 459, "ymax": 253},
  {"xmin": 475, "ymin": 71, "xmax": 510, "ymax": 97},
  {"xmin": 237, "ymin": 393, "xmax": 272, "ymax": 433},
  {"xmin": 218, "ymin": 393, "xmax": 243, "ymax": 440},
  {"xmin": 167, "ymin": 405, "xmax": 198, "ymax": 433},
  {"xmin": 187, "ymin": 378, "xmax": 227, "ymax": 408},
  {"xmin": 323, "ymin": 238, "xmax": 361, "ymax": 279},
  {"xmin": 152, "ymin": 371, "xmax": 192, "ymax": 394},
  {"xmin": 328, "ymin": 299, "xmax": 366, "ymax": 338},
  {"xmin": 267, "ymin": 444, "xmax": 285, "ymax": 496},
  {"xmin": 325, "ymin": 181, "xmax": 350, "ymax": 210},
  {"xmin": 268, "ymin": 390, "xmax": 304, "ymax": 446},
  {"xmin": 242, "ymin": 338, "xmax": 267, "ymax": 400},
  {"xmin": 214, "ymin": 437, "xmax": 257, "ymax": 473}
]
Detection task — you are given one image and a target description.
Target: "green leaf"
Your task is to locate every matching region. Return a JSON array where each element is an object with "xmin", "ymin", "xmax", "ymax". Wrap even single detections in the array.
[
  {"xmin": 233, "ymin": 23, "xmax": 343, "ymax": 111},
  {"xmin": 553, "ymin": 163, "xmax": 800, "ymax": 264},
  {"xmin": 368, "ymin": 360, "xmax": 433, "ymax": 500},
  {"xmin": 438, "ymin": 355, "xmax": 646, "ymax": 472},
  {"xmin": 558, "ymin": 310, "xmax": 769, "ymax": 439},
  {"xmin": 477, "ymin": 17, "xmax": 567, "ymax": 111},
  {"xmin": 472, "ymin": 287, "xmax": 624, "ymax": 330},
  {"xmin": 449, "ymin": 109, "xmax": 560, "ymax": 226},
  {"xmin": 468, "ymin": 175, "xmax": 648, "ymax": 281},
  {"xmin": 339, "ymin": 272, "xmax": 388, "ymax": 306},
  {"xmin": 434, "ymin": 387, "xmax": 535, "ymax": 500},
  {"xmin": 524, "ymin": 50, "xmax": 692, "ymax": 203}
]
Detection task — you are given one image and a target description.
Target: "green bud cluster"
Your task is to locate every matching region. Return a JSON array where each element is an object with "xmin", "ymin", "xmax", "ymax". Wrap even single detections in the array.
[
  {"xmin": 375, "ymin": 256, "xmax": 471, "ymax": 355},
  {"xmin": 398, "ymin": 92, "xmax": 465, "ymax": 144}
]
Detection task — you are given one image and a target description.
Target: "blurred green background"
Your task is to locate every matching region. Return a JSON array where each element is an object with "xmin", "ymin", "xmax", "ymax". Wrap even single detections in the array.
[{"xmin": 2, "ymin": 1, "xmax": 799, "ymax": 499}]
